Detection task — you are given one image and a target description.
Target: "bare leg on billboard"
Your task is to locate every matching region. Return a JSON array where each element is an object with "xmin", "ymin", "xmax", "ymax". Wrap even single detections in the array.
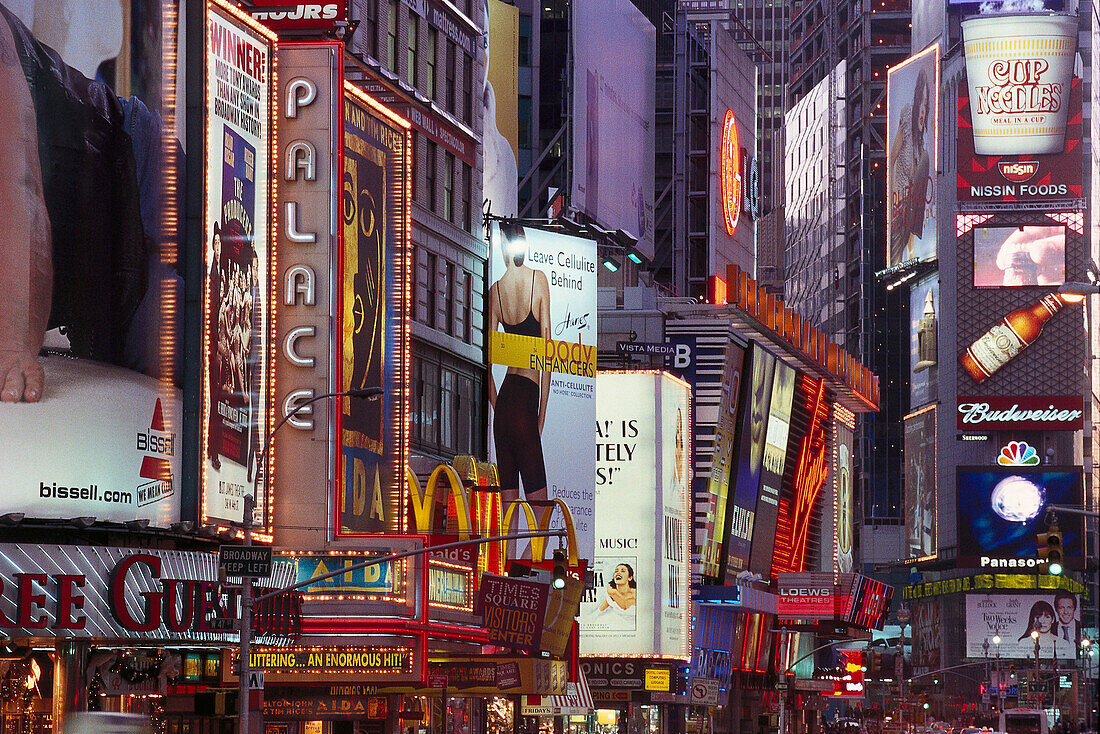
[{"xmin": 0, "ymin": 13, "xmax": 50, "ymax": 403}]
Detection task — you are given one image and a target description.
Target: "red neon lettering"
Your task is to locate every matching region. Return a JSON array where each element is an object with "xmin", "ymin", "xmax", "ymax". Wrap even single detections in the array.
[{"xmin": 54, "ymin": 575, "xmax": 87, "ymax": 630}]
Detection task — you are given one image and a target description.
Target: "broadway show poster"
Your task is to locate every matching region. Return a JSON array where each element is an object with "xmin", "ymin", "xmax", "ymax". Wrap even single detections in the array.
[
  {"xmin": 726, "ymin": 344, "xmax": 774, "ymax": 577},
  {"xmin": 488, "ymin": 222, "xmax": 597, "ymax": 560},
  {"xmin": 904, "ymin": 407, "xmax": 937, "ymax": 560},
  {"xmin": 887, "ymin": 44, "xmax": 939, "ymax": 267},
  {"xmin": 202, "ymin": 2, "xmax": 275, "ymax": 526},
  {"xmin": 747, "ymin": 355, "xmax": 796, "ymax": 575},
  {"xmin": 700, "ymin": 343, "xmax": 745, "ymax": 580},
  {"xmin": 336, "ymin": 85, "xmax": 410, "ymax": 535},
  {"xmin": 582, "ymin": 372, "xmax": 689, "ymax": 659}
]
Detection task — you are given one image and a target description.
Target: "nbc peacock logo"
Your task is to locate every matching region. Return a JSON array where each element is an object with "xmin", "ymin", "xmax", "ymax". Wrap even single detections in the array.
[{"xmin": 997, "ymin": 440, "xmax": 1040, "ymax": 467}]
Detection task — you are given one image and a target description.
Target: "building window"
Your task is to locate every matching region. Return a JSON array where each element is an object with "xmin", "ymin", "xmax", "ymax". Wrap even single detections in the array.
[
  {"xmin": 407, "ymin": 12, "xmax": 419, "ymax": 87},
  {"xmin": 443, "ymin": 152, "xmax": 455, "ymax": 222},
  {"xmin": 461, "ymin": 162, "xmax": 472, "ymax": 232},
  {"xmin": 518, "ymin": 14, "xmax": 532, "ymax": 66},
  {"xmin": 425, "ymin": 141, "xmax": 437, "ymax": 212},
  {"xmin": 462, "ymin": 271, "xmax": 472, "ymax": 343},
  {"xmin": 461, "ymin": 53, "xmax": 472, "ymax": 124},
  {"xmin": 518, "ymin": 95, "xmax": 532, "ymax": 150},
  {"xmin": 411, "ymin": 347, "xmax": 484, "ymax": 457},
  {"xmin": 445, "ymin": 41, "xmax": 456, "ymax": 114},
  {"xmin": 363, "ymin": 0, "xmax": 379, "ymax": 59},
  {"xmin": 426, "ymin": 28, "xmax": 438, "ymax": 100},
  {"xmin": 386, "ymin": 0, "xmax": 398, "ymax": 70},
  {"xmin": 445, "ymin": 261, "xmax": 456, "ymax": 335},
  {"xmin": 423, "ymin": 251, "xmax": 437, "ymax": 328}
]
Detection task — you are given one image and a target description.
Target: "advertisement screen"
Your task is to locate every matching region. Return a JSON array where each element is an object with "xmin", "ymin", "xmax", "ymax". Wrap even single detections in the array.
[
  {"xmin": 0, "ymin": 0, "xmax": 184, "ymax": 525},
  {"xmin": 957, "ymin": 79, "xmax": 1083, "ymax": 205},
  {"xmin": 202, "ymin": 2, "xmax": 275, "ymax": 526},
  {"xmin": 973, "ymin": 225, "xmax": 1065, "ymax": 287},
  {"xmin": 335, "ymin": 85, "xmax": 410, "ymax": 535},
  {"xmin": 903, "ymin": 407, "xmax": 937, "ymax": 559},
  {"xmin": 488, "ymin": 223, "xmax": 597, "ymax": 560},
  {"xmin": 700, "ymin": 344, "xmax": 745, "ymax": 580},
  {"xmin": 955, "ymin": 468, "xmax": 1083, "ymax": 569},
  {"xmin": 956, "ymin": 211, "xmax": 1085, "ymax": 398},
  {"xmin": 582, "ymin": 372, "xmax": 690, "ymax": 659},
  {"xmin": 887, "ymin": 44, "xmax": 939, "ymax": 267},
  {"xmin": 572, "ymin": 0, "xmax": 655, "ymax": 258},
  {"xmin": 727, "ymin": 344, "xmax": 774, "ymax": 575},
  {"xmin": 965, "ymin": 592, "xmax": 1081, "ymax": 659},
  {"xmin": 748, "ymin": 358, "xmax": 796, "ymax": 574},
  {"xmin": 910, "ymin": 276, "xmax": 938, "ymax": 408}
]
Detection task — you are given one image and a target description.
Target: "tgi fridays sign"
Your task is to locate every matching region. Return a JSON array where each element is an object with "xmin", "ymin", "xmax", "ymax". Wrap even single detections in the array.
[
  {"xmin": 0, "ymin": 545, "xmax": 292, "ymax": 640},
  {"xmin": 957, "ymin": 396, "xmax": 1083, "ymax": 431}
]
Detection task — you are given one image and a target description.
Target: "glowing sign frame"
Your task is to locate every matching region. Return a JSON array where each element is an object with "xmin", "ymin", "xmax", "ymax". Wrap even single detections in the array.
[{"xmin": 719, "ymin": 110, "xmax": 742, "ymax": 235}]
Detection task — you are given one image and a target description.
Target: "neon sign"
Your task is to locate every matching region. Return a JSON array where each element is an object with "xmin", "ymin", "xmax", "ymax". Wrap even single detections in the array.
[
  {"xmin": 719, "ymin": 110, "xmax": 742, "ymax": 235},
  {"xmin": 775, "ymin": 377, "xmax": 830, "ymax": 573}
]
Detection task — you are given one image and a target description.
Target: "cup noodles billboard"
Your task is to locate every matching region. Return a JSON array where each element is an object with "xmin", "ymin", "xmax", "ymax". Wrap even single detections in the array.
[
  {"xmin": 957, "ymin": 80, "xmax": 1082, "ymax": 205},
  {"xmin": 961, "ymin": 13, "xmax": 1077, "ymax": 156}
]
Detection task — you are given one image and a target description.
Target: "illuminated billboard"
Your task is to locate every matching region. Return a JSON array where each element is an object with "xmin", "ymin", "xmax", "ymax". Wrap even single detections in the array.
[
  {"xmin": 483, "ymin": 0, "xmax": 519, "ymax": 217},
  {"xmin": 335, "ymin": 83, "xmax": 411, "ymax": 535},
  {"xmin": 248, "ymin": 1, "xmax": 348, "ymax": 31},
  {"xmin": 487, "ymin": 223, "xmax": 597, "ymax": 560},
  {"xmin": 955, "ymin": 211, "xmax": 1086, "ymax": 399},
  {"xmin": 202, "ymin": 1, "xmax": 276, "ymax": 527},
  {"xmin": 699, "ymin": 344, "xmax": 745, "ymax": 580},
  {"xmin": 955, "ymin": 468, "xmax": 1083, "ymax": 570},
  {"xmin": 572, "ymin": 0, "xmax": 655, "ymax": 257},
  {"xmin": 910, "ymin": 276, "xmax": 938, "ymax": 408},
  {"xmin": 887, "ymin": 44, "xmax": 939, "ymax": 267},
  {"xmin": 957, "ymin": 79, "xmax": 1083, "ymax": 205},
  {"xmin": 903, "ymin": 407, "xmax": 937, "ymax": 560},
  {"xmin": 834, "ymin": 412, "xmax": 855, "ymax": 574},
  {"xmin": 960, "ymin": 14, "xmax": 1077, "ymax": 156},
  {"xmin": 749, "ymin": 359, "xmax": 797, "ymax": 574},
  {"xmin": 581, "ymin": 372, "xmax": 690, "ymax": 659},
  {"xmin": 0, "ymin": 0, "xmax": 184, "ymax": 525},
  {"xmin": 965, "ymin": 592, "xmax": 1081, "ymax": 659},
  {"xmin": 973, "ymin": 225, "xmax": 1065, "ymax": 287}
]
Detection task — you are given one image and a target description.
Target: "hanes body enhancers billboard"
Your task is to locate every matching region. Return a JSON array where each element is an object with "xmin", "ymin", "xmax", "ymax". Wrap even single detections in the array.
[
  {"xmin": 202, "ymin": 2, "xmax": 276, "ymax": 527},
  {"xmin": 887, "ymin": 44, "xmax": 939, "ymax": 267},
  {"xmin": 582, "ymin": 372, "xmax": 690, "ymax": 659},
  {"xmin": 0, "ymin": 0, "xmax": 183, "ymax": 526},
  {"xmin": 335, "ymin": 84, "xmax": 410, "ymax": 535}
]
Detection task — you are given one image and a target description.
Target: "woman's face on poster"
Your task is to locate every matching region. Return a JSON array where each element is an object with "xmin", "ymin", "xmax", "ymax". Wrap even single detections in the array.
[
  {"xmin": 612, "ymin": 564, "xmax": 632, "ymax": 585},
  {"xmin": 1034, "ymin": 609, "xmax": 1054, "ymax": 633}
]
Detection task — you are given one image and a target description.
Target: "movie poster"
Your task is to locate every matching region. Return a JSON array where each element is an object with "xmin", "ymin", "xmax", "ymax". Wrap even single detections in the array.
[
  {"xmin": 965, "ymin": 592, "xmax": 1081, "ymax": 659},
  {"xmin": 887, "ymin": 44, "xmax": 939, "ymax": 267},
  {"xmin": 904, "ymin": 407, "xmax": 937, "ymax": 559},
  {"xmin": 487, "ymin": 222, "xmax": 597, "ymax": 560},
  {"xmin": 728, "ymin": 344, "xmax": 774, "ymax": 575},
  {"xmin": 748, "ymin": 355, "xmax": 796, "ymax": 574},
  {"xmin": 202, "ymin": 2, "xmax": 275, "ymax": 526},
  {"xmin": 700, "ymin": 343, "xmax": 745, "ymax": 580},
  {"xmin": 336, "ymin": 86, "xmax": 410, "ymax": 535}
]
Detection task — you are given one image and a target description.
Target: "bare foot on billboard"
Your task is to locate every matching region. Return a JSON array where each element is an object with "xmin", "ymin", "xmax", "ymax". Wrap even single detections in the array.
[{"xmin": 0, "ymin": 349, "xmax": 44, "ymax": 403}]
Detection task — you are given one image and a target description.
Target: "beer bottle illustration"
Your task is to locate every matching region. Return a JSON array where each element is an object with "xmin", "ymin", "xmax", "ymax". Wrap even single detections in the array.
[{"xmin": 960, "ymin": 293, "xmax": 1066, "ymax": 382}]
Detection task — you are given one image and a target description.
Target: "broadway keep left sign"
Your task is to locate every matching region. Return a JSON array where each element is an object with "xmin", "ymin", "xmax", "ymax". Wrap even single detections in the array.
[
  {"xmin": 220, "ymin": 546, "xmax": 273, "ymax": 577},
  {"xmin": 476, "ymin": 574, "xmax": 548, "ymax": 653}
]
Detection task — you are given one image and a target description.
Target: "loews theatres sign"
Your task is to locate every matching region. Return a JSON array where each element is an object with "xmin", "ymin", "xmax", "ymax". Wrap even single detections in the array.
[{"xmin": 0, "ymin": 545, "xmax": 293, "ymax": 640}]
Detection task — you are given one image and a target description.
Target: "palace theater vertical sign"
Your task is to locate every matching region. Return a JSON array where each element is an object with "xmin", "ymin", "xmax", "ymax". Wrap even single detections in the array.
[
  {"xmin": 336, "ymin": 84, "xmax": 411, "ymax": 534},
  {"xmin": 202, "ymin": 1, "xmax": 277, "ymax": 527}
]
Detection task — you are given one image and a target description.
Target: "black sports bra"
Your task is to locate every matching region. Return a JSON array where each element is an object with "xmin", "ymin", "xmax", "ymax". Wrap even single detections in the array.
[{"xmin": 499, "ymin": 271, "xmax": 541, "ymax": 337}]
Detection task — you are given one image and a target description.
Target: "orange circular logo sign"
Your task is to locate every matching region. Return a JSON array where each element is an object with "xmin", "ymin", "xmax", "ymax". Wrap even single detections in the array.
[{"xmin": 719, "ymin": 110, "xmax": 742, "ymax": 235}]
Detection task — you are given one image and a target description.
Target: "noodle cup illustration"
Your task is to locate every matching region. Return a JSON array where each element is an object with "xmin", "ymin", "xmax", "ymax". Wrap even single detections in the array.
[{"xmin": 961, "ymin": 13, "xmax": 1077, "ymax": 156}]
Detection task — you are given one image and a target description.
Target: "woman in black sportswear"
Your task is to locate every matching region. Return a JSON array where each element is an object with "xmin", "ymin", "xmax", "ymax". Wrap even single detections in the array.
[{"xmin": 488, "ymin": 224, "xmax": 551, "ymax": 504}]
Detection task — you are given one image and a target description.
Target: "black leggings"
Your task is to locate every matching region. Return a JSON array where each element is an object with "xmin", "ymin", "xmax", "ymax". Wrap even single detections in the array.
[{"xmin": 494, "ymin": 374, "xmax": 547, "ymax": 497}]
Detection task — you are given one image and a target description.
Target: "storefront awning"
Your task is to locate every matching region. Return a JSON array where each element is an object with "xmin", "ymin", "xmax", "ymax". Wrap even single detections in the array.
[{"xmin": 521, "ymin": 668, "xmax": 594, "ymax": 717}]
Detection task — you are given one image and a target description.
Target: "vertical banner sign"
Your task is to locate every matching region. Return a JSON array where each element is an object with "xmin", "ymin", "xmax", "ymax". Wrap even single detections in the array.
[
  {"xmin": 487, "ymin": 222, "xmax": 597, "ymax": 560},
  {"xmin": 748, "ymin": 358, "xmax": 796, "ymax": 574},
  {"xmin": 701, "ymin": 344, "xmax": 745, "ymax": 580},
  {"xmin": 887, "ymin": 44, "xmax": 939, "ymax": 267},
  {"xmin": 727, "ymin": 344, "xmax": 774, "ymax": 577},
  {"xmin": 904, "ymin": 406, "xmax": 937, "ymax": 560},
  {"xmin": 336, "ymin": 84, "xmax": 410, "ymax": 535},
  {"xmin": 834, "ymin": 415, "xmax": 855, "ymax": 574},
  {"xmin": 203, "ymin": 1, "xmax": 276, "ymax": 526},
  {"xmin": 583, "ymin": 372, "xmax": 689, "ymax": 659}
]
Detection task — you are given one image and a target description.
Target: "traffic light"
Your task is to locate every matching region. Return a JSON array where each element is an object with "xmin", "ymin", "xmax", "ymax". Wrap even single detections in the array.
[
  {"xmin": 1037, "ymin": 524, "xmax": 1063, "ymax": 574},
  {"xmin": 1008, "ymin": 664, "xmax": 1017, "ymax": 681},
  {"xmin": 919, "ymin": 693, "xmax": 930, "ymax": 710},
  {"xmin": 867, "ymin": 650, "xmax": 883, "ymax": 678},
  {"xmin": 551, "ymin": 549, "xmax": 566, "ymax": 589}
]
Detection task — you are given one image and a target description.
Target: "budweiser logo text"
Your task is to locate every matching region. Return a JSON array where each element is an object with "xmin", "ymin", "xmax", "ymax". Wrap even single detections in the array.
[{"xmin": 957, "ymin": 402, "xmax": 1082, "ymax": 425}]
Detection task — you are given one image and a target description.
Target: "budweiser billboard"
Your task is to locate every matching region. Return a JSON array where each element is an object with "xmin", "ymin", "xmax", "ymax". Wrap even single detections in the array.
[
  {"xmin": 957, "ymin": 79, "xmax": 1082, "ymax": 205},
  {"xmin": 961, "ymin": 13, "xmax": 1077, "ymax": 155},
  {"xmin": 956, "ymin": 396, "xmax": 1083, "ymax": 430}
]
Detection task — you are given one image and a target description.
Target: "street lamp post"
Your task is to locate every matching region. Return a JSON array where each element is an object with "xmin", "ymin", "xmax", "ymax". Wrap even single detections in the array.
[
  {"xmin": 1081, "ymin": 638, "xmax": 1092, "ymax": 731},
  {"xmin": 992, "ymin": 635, "xmax": 1003, "ymax": 713},
  {"xmin": 983, "ymin": 639, "xmax": 990, "ymax": 715},
  {"xmin": 1031, "ymin": 631, "xmax": 1041, "ymax": 709},
  {"xmin": 237, "ymin": 387, "xmax": 382, "ymax": 734}
]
